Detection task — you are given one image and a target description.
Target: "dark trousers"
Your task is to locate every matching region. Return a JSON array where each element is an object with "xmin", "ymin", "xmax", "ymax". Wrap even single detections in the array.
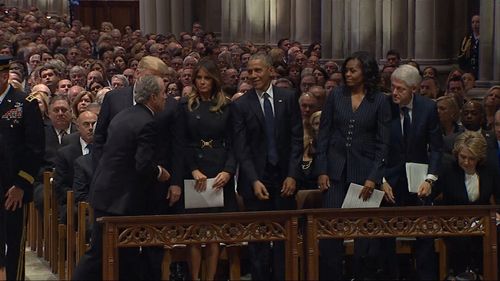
[
  {"xmin": 445, "ymin": 237, "xmax": 482, "ymax": 275},
  {"xmin": 319, "ymin": 180, "xmax": 346, "ymax": 281},
  {"xmin": 379, "ymin": 186, "xmax": 437, "ymax": 280},
  {"xmin": 72, "ymin": 209, "xmax": 142, "ymax": 280},
  {"xmin": 5, "ymin": 204, "xmax": 28, "ymax": 281},
  {"xmin": 244, "ymin": 164, "xmax": 296, "ymax": 281}
]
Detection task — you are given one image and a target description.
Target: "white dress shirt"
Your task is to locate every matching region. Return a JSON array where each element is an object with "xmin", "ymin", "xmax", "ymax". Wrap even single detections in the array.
[
  {"xmin": 256, "ymin": 83, "xmax": 275, "ymax": 115},
  {"xmin": 465, "ymin": 173, "xmax": 479, "ymax": 202}
]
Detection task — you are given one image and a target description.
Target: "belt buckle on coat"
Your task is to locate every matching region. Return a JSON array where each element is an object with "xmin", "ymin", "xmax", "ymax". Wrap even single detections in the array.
[{"xmin": 200, "ymin": 139, "xmax": 213, "ymax": 149}]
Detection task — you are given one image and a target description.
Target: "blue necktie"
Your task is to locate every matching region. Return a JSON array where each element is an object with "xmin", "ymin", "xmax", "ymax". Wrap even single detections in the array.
[
  {"xmin": 263, "ymin": 93, "xmax": 279, "ymax": 165},
  {"xmin": 86, "ymin": 143, "xmax": 93, "ymax": 153}
]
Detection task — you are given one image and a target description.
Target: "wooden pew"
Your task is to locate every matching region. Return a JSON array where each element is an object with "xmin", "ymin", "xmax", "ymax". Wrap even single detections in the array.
[
  {"xmin": 66, "ymin": 191, "xmax": 76, "ymax": 280},
  {"xmin": 76, "ymin": 201, "xmax": 93, "ymax": 262},
  {"xmin": 49, "ymin": 173, "xmax": 59, "ymax": 273},
  {"xmin": 42, "ymin": 171, "xmax": 52, "ymax": 261},
  {"xmin": 100, "ymin": 211, "xmax": 301, "ymax": 280}
]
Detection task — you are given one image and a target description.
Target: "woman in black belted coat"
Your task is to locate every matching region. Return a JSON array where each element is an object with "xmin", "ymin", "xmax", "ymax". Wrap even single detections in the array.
[{"xmin": 175, "ymin": 57, "xmax": 237, "ymax": 281}]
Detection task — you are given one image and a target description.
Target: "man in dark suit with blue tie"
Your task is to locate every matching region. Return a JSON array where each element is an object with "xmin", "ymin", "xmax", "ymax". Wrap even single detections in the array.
[
  {"xmin": 232, "ymin": 54, "xmax": 303, "ymax": 280},
  {"xmin": 381, "ymin": 65, "xmax": 443, "ymax": 280}
]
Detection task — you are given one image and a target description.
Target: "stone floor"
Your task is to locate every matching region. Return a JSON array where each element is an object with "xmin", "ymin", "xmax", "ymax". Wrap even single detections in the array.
[{"xmin": 25, "ymin": 249, "xmax": 57, "ymax": 281}]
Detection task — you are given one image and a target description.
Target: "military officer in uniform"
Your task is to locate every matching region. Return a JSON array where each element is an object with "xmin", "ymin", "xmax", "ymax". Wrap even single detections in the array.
[{"xmin": 0, "ymin": 56, "xmax": 45, "ymax": 280}]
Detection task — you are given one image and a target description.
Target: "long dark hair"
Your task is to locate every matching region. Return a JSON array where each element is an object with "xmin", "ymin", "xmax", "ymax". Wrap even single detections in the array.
[
  {"xmin": 187, "ymin": 57, "xmax": 228, "ymax": 112},
  {"xmin": 341, "ymin": 51, "xmax": 380, "ymax": 94}
]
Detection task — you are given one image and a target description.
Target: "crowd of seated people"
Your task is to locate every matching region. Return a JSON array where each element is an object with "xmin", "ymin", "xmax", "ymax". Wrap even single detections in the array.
[{"xmin": 0, "ymin": 5, "xmax": 499, "ymax": 281}]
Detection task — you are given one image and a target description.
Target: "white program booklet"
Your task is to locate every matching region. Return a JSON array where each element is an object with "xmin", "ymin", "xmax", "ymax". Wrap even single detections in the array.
[
  {"xmin": 405, "ymin": 162, "xmax": 428, "ymax": 193},
  {"xmin": 341, "ymin": 183, "xmax": 384, "ymax": 208},
  {"xmin": 184, "ymin": 178, "xmax": 224, "ymax": 209}
]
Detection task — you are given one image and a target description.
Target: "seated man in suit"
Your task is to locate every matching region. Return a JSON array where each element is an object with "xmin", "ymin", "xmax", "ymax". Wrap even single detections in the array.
[
  {"xmin": 72, "ymin": 75, "xmax": 173, "ymax": 280},
  {"xmin": 53, "ymin": 110, "xmax": 97, "ymax": 223},
  {"xmin": 33, "ymin": 95, "xmax": 75, "ymax": 214},
  {"xmin": 73, "ymin": 154, "xmax": 92, "ymax": 204}
]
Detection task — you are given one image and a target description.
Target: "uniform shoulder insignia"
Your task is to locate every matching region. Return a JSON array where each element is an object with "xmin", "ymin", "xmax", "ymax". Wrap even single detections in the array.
[{"xmin": 26, "ymin": 93, "xmax": 36, "ymax": 102}]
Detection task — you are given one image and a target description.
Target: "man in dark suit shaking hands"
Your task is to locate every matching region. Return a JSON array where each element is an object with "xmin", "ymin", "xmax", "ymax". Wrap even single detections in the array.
[
  {"xmin": 232, "ymin": 54, "xmax": 303, "ymax": 280},
  {"xmin": 72, "ymin": 75, "xmax": 171, "ymax": 280}
]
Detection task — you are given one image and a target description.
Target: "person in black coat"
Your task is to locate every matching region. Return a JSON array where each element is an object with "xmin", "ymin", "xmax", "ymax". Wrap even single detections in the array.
[
  {"xmin": 72, "ymin": 75, "xmax": 171, "ymax": 280},
  {"xmin": 232, "ymin": 54, "xmax": 303, "ymax": 280},
  {"xmin": 433, "ymin": 131, "xmax": 499, "ymax": 276},
  {"xmin": 93, "ymin": 56, "xmax": 167, "ymax": 168},
  {"xmin": 53, "ymin": 110, "xmax": 97, "ymax": 223},
  {"xmin": 315, "ymin": 51, "xmax": 391, "ymax": 280},
  {"xmin": 0, "ymin": 56, "xmax": 45, "ymax": 281},
  {"xmin": 175, "ymin": 58, "xmax": 236, "ymax": 280},
  {"xmin": 73, "ymin": 154, "xmax": 93, "ymax": 203}
]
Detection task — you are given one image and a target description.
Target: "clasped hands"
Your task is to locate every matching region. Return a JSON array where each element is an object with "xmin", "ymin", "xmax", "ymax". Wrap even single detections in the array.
[{"xmin": 192, "ymin": 169, "xmax": 231, "ymax": 192}]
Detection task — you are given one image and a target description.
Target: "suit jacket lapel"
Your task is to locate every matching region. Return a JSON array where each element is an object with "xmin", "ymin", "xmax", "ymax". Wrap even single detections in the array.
[
  {"xmin": 273, "ymin": 87, "xmax": 284, "ymax": 127},
  {"xmin": 248, "ymin": 90, "xmax": 265, "ymax": 126}
]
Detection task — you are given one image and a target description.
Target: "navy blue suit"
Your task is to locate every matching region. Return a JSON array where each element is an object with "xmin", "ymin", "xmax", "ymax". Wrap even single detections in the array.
[
  {"xmin": 232, "ymin": 86, "xmax": 303, "ymax": 280},
  {"xmin": 385, "ymin": 94, "xmax": 443, "ymax": 206},
  {"xmin": 382, "ymin": 94, "xmax": 443, "ymax": 280},
  {"xmin": 316, "ymin": 85, "xmax": 391, "ymax": 206},
  {"xmin": 315, "ymin": 86, "xmax": 391, "ymax": 280}
]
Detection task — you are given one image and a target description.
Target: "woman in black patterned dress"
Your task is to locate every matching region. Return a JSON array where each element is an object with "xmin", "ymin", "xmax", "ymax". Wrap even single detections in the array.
[{"xmin": 176, "ymin": 58, "xmax": 236, "ymax": 280}]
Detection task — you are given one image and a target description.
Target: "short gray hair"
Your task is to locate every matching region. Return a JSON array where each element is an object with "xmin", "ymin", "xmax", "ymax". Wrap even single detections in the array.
[
  {"xmin": 134, "ymin": 75, "xmax": 162, "ymax": 104},
  {"xmin": 111, "ymin": 74, "xmax": 129, "ymax": 87},
  {"xmin": 391, "ymin": 64, "xmax": 422, "ymax": 88}
]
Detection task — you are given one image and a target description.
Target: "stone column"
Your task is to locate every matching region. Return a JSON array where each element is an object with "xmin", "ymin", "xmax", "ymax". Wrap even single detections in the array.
[
  {"xmin": 244, "ymin": 0, "xmax": 267, "ymax": 42},
  {"xmin": 291, "ymin": 0, "xmax": 320, "ymax": 44},
  {"xmin": 493, "ymin": 0, "xmax": 500, "ymax": 81},
  {"xmin": 479, "ymin": 0, "xmax": 494, "ymax": 81},
  {"xmin": 355, "ymin": 0, "xmax": 377, "ymax": 54},
  {"xmin": 381, "ymin": 0, "xmax": 408, "ymax": 59},
  {"xmin": 406, "ymin": 0, "xmax": 415, "ymax": 58},
  {"xmin": 414, "ymin": 0, "xmax": 435, "ymax": 59},
  {"xmin": 155, "ymin": 0, "xmax": 170, "ymax": 35},
  {"xmin": 271, "ymin": 0, "xmax": 292, "ymax": 43},
  {"xmin": 140, "ymin": 0, "xmax": 157, "ymax": 34},
  {"xmin": 170, "ymin": 0, "xmax": 191, "ymax": 36},
  {"xmin": 192, "ymin": 0, "xmax": 222, "ymax": 37},
  {"xmin": 221, "ymin": 0, "xmax": 245, "ymax": 42}
]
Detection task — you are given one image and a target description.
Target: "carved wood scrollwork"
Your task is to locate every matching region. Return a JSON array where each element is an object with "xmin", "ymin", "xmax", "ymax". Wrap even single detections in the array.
[
  {"xmin": 116, "ymin": 221, "xmax": 287, "ymax": 246},
  {"xmin": 316, "ymin": 216, "xmax": 485, "ymax": 238}
]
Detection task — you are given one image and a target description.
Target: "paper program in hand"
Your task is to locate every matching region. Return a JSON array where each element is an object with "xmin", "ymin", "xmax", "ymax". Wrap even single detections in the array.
[
  {"xmin": 405, "ymin": 162, "xmax": 428, "ymax": 193},
  {"xmin": 341, "ymin": 183, "xmax": 384, "ymax": 208},
  {"xmin": 184, "ymin": 178, "xmax": 224, "ymax": 209}
]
